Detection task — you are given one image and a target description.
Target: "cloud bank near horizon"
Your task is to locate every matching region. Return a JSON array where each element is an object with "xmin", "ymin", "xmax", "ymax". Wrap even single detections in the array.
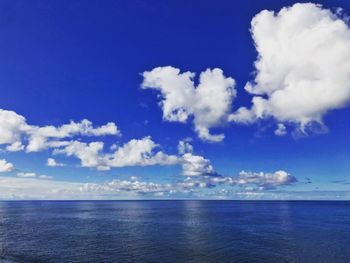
[{"xmin": 0, "ymin": 169, "xmax": 298, "ymax": 200}]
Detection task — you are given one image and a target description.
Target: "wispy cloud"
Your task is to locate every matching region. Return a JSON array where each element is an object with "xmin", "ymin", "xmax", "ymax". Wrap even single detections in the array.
[{"xmin": 331, "ymin": 180, "xmax": 350, "ymax": 185}]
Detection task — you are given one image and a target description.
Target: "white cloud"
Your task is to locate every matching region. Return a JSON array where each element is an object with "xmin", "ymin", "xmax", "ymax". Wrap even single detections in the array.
[
  {"xmin": 81, "ymin": 179, "xmax": 173, "ymax": 195},
  {"xmin": 16, "ymin": 172, "xmax": 52, "ymax": 180},
  {"xmin": 177, "ymin": 141, "xmax": 219, "ymax": 177},
  {"xmin": 0, "ymin": 159, "xmax": 14, "ymax": 172},
  {"xmin": 39, "ymin": 175, "xmax": 53, "ymax": 179},
  {"xmin": 0, "ymin": 168, "xmax": 298, "ymax": 200},
  {"xmin": 17, "ymin": 172, "xmax": 37, "ymax": 178},
  {"xmin": 55, "ymin": 137, "xmax": 179, "ymax": 170},
  {"xmin": 54, "ymin": 141, "xmax": 108, "ymax": 170},
  {"xmin": 176, "ymin": 169, "xmax": 297, "ymax": 191},
  {"xmin": 106, "ymin": 136, "xmax": 179, "ymax": 167},
  {"xmin": 0, "ymin": 108, "xmax": 120, "ymax": 152},
  {"xmin": 0, "ymin": 176, "xmax": 83, "ymax": 200},
  {"xmin": 274, "ymin": 123, "xmax": 287, "ymax": 136},
  {"xmin": 129, "ymin": 176, "xmax": 139, "ymax": 181},
  {"xmin": 237, "ymin": 170, "xmax": 297, "ymax": 190},
  {"xmin": 181, "ymin": 153, "xmax": 216, "ymax": 176},
  {"xmin": 177, "ymin": 176, "xmax": 227, "ymax": 189},
  {"xmin": 142, "ymin": 66, "xmax": 236, "ymax": 142},
  {"xmin": 47, "ymin": 158, "xmax": 65, "ymax": 167},
  {"xmin": 6, "ymin": 141, "xmax": 25, "ymax": 152},
  {"xmin": 177, "ymin": 139, "xmax": 193, "ymax": 154},
  {"xmin": 0, "ymin": 108, "xmax": 180, "ymax": 171},
  {"xmin": 0, "ymin": 176, "xmax": 175, "ymax": 200},
  {"xmin": 0, "ymin": 109, "xmax": 29, "ymax": 146},
  {"xmin": 230, "ymin": 3, "xmax": 350, "ymax": 134},
  {"xmin": 26, "ymin": 119, "xmax": 120, "ymax": 152}
]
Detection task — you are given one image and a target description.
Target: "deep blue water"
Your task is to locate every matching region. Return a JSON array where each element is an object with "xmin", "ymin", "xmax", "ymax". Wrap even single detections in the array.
[{"xmin": 0, "ymin": 201, "xmax": 349, "ymax": 263}]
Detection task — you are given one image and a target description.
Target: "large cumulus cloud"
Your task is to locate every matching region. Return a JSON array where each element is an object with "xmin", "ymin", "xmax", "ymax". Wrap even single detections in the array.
[
  {"xmin": 229, "ymin": 3, "xmax": 350, "ymax": 134},
  {"xmin": 142, "ymin": 66, "xmax": 236, "ymax": 142}
]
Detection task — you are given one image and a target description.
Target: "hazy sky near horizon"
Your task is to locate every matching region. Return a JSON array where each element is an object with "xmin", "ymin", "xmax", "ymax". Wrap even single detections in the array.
[{"xmin": 0, "ymin": 0, "xmax": 349, "ymax": 199}]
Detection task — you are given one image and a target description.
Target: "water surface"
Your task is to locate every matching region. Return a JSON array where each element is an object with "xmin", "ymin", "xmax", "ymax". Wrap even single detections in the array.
[{"xmin": 0, "ymin": 201, "xmax": 349, "ymax": 262}]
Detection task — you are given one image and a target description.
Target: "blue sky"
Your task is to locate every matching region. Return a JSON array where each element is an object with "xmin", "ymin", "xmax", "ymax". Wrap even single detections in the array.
[{"xmin": 0, "ymin": 0, "xmax": 349, "ymax": 199}]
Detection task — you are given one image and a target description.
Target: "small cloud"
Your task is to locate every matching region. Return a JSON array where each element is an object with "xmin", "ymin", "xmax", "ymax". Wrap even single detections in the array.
[
  {"xmin": 17, "ymin": 171, "xmax": 53, "ymax": 180},
  {"xmin": 177, "ymin": 139, "xmax": 193, "ymax": 155},
  {"xmin": 181, "ymin": 153, "xmax": 216, "ymax": 177},
  {"xmin": 6, "ymin": 142, "xmax": 24, "ymax": 152},
  {"xmin": 47, "ymin": 158, "xmax": 65, "ymax": 167},
  {"xmin": 17, "ymin": 172, "xmax": 37, "ymax": 178},
  {"xmin": 39, "ymin": 175, "xmax": 53, "ymax": 180},
  {"xmin": 236, "ymin": 170, "xmax": 298, "ymax": 190},
  {"xmin": 274, "ymin": 123, "xmax": 287, "ymax": 136},
  {"xmin": 0, "ymin": 159, "xmax": 14, "ymax": 172}
]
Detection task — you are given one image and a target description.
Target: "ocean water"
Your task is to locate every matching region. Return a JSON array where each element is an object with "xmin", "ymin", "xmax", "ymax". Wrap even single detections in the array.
[{"xmin": 0, "ymin": 201, "xmax": 349, "ymax": 263}]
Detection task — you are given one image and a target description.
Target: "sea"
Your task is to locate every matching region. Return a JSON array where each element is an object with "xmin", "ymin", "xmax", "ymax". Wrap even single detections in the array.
[{"xmin": 0, "ymin": 201, "xmax": 349, "ymax": 263}]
